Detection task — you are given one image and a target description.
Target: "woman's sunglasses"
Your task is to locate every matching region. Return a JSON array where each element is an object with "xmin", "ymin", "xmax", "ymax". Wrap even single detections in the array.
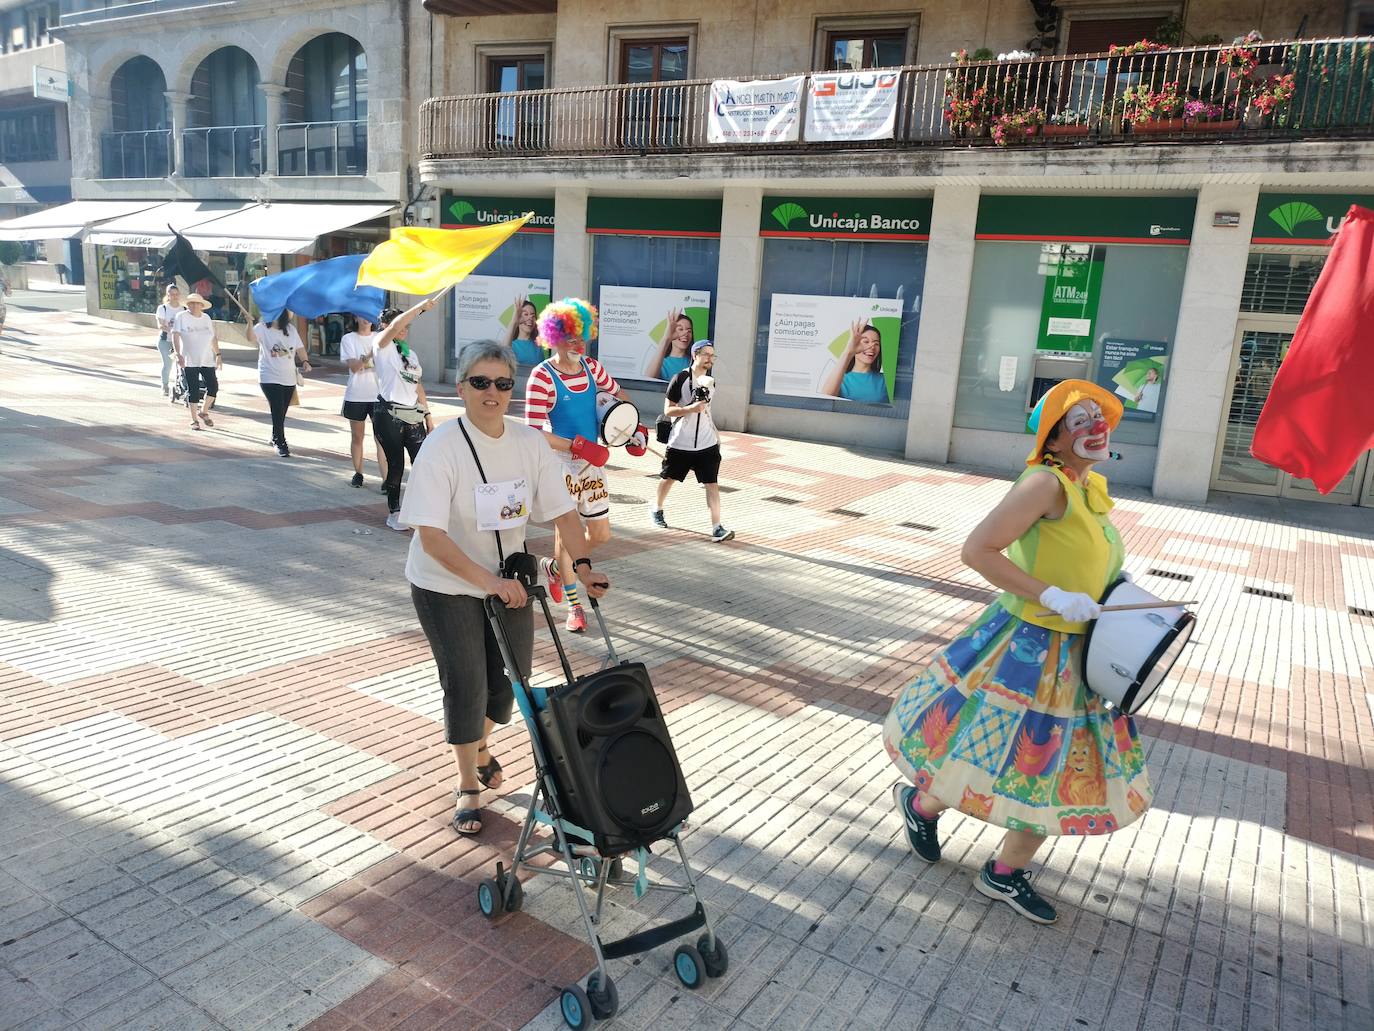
[{"xmin": 464, "ymin": 375, "xmax": 515, "ymax": 392}]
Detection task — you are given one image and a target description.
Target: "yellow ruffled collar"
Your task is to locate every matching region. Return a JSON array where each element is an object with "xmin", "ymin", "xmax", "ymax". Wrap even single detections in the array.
[{"xmin": 1045, "ymin": 460, "xmax": 1115, "ymax": 514}]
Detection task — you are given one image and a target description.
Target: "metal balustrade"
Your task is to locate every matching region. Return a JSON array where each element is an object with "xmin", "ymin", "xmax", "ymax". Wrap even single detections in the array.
[
  {"xmin": 276, "ymin": 120, "xmax": 368, "ymax": 176},
  {"xmin": 420, "ymin": 37, "xmax": 1374, "ymax": 159},
  {"xmin": 99, "ymin": 130, "xmax": 173, "ymax": 179},
  {"xmin": 180, "ymin": 125, "xmax": 264, "ymax": 178}
]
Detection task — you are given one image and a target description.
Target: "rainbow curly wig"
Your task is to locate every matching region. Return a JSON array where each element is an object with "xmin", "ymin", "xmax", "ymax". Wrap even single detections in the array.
[{"xmin": 537, "ymin": 298, "xmax": 598, "ymax": 351}]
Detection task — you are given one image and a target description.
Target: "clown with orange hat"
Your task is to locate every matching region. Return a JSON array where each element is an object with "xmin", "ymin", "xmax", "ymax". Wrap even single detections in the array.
[{"xmin": 881, "ymin": 379, "xmax": 1152, "ymax": 925}]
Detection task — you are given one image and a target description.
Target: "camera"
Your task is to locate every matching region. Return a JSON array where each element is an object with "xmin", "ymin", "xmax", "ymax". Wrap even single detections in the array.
[
  {"xmin": 501, "ymin": 552, "xmax": 540, "ymax": 589},
  {"xmin": 691, "ymin": 385, "xmax": 711, "ymax": 404}
]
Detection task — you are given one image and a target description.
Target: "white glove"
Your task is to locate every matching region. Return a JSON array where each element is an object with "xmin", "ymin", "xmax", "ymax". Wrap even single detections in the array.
[{"xmin": 1039, "ymin": 586, "xmax": 1102, "ymax": 623}]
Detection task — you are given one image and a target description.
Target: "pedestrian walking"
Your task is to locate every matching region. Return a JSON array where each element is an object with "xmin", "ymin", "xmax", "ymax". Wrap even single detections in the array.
[
  {"xmin": 400, "ymin": 339, "xmax": 610, "ymax": 835},
  {"xmin": 0, "ymin": 265, "xmax": 9, "ymax": 338},
  {"xmin": 155, "ymin": 285, "xmax": 184, "ymax": 399},
  {"xmin": 650, "ymin": 340, "xmax": 733, "ymax": 541},
  {"xmin": 339, "ymin": 316, "xmax": 388, "ymax": 488},
  {"xmin": 372, "ymin": 300, "xmax": 436, "ymax": 531},
  {"xmin": 171, "ymin": 293, "xmax": 221, "ymax": 431},
  {"xmin": 883, "ymin": 380, "xmax": 1151, "ymax": 926},
  {"xmin": 250, "ymin": 311, "xmax": 311, "ymax": 457}
]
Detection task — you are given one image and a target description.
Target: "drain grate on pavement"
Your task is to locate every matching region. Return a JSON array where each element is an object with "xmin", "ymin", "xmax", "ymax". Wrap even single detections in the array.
[
  {"xmin": 609, "ymin": 493, "xmax": 645, "ymax": 505},
  {"xmin": 1243, "ymin": 585, "xmax": 1293, "ymax": 601},
  {"xmin": 1148, "ymin": 568, "xmax": 1195, "ymax": 582},
  {"xmin": 828, "ymin": 507, "xmax": 865, "ymax": 518},
  {"xmin": 762, "ymin": 495, "xmax": 802, "ymax": 505},
  {"xmin": 1350, "ymin": 606, "xmax": 1374, "ymax": 619},
  {"xmin": 899, "ymin": 521, "xmax": 938, "ymax": 532}
]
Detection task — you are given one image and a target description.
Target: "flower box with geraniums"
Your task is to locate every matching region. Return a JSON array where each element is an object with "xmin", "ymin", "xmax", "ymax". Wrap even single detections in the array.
[
  {"xmin": 1044, "ymin": 109, "xmax": 1090, "ymax": 138},
  {"xmin": 992, "ymin": 107, "xmax": 1045, "ymax": 146},
  {"xmin": 1120, "ymin": 81, "xmax": 1187, "ymax": 133},
  {"xmin": 1183, "ymin": 100, "xmax": 1240, "ymax": 133},
  {"xmin": 1246, "ymin": 72, "xmax": 1295, "ymax": 127}
]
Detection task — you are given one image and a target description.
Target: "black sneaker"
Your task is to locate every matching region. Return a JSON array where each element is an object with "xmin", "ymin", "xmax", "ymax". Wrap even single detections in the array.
[
  {"xmin": 351, "ymin": 472, "xmax": 364, "ymax": 488},
  {"xmin": 651, "ymin": 509, "xmax": 668, "ymax": 529},
  {"xmin": 976, "ymin": 860, "xmax": 1058, "ymax": 924},
  {"xmin": 277, "ymin": 443, "xmax": 291, "ymax": 458},
  {"xmin": 892, "ymin": 784, "xmax": 941, "ymax": 863},
  {"xmin": 710, "ymin": 524, "xmax": 735, "ymax": 543}
]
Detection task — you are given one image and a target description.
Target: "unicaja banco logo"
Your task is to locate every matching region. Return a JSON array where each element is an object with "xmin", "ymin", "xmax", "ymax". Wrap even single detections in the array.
[
  {"xmin": 448, "ymin": 200, "xmax": 477, "ymax": 223},
  {"xmin": 1268, "ymin": 200, "xmax": 1326, "ymax": 235},
  {"xmin": 771, "ymin": 202, "xmax": 808, "ymax": 230}
]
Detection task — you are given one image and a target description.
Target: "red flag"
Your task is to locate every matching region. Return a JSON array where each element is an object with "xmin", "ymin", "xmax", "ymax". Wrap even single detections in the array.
[{"xmin": 1250, "ymin": 204, "xmax": 1374, "ymax": 493}]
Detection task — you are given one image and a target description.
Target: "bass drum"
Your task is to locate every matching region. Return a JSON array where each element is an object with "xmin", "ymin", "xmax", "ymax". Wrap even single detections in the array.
[
  {"xmin": 595, "ymin": 391, "xmax": 640, "ymax": 447},
  {"xmin": 1081, "ymin": 578, "xmax": 1195, "ymax": 715}
]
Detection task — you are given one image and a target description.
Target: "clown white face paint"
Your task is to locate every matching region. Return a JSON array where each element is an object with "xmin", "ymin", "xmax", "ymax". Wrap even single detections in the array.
[{"xmin": 1061, "ymin": 400, "xmax": 1111, "ymax": 462}]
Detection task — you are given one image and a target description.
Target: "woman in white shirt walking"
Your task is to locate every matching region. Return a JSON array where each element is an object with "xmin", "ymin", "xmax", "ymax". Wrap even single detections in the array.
[
  {"xmin": 250, "ymin": 311, "xmax": 311, "ymax": 457},
  {"xmin": 372, "ymin": 300, "xmax": 436, "ymax": 531},
  {"xmin": 171, "ymin": 293, "xmax": 221, "ymax": 431},
  {"xmin": 155, "ymin": 285, "xmax": 185, "ymax": 399},
  {"xmin": 339, "ymin": 315, "xmax": 388, "ymax": 488}
]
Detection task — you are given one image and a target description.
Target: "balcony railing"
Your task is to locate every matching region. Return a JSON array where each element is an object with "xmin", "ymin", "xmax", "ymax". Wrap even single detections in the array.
[
  {"xmin": 181, "ymin": 125, "xmax": 264, "ymax": 178},
  {"xmin": 99, "ymin": 130, "xmax": 173, "ymax": 179},
  {"xmin": 421, "ymin": 37, "xmax": 1374, "ymax": 159},
  {"xmin": 276, "ymin": 120, "xmax": 368, "ymax": 176}
]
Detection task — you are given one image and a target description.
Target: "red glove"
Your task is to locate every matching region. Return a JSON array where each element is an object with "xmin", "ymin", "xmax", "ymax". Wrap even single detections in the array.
[
  {"xmin": 570, "ymin": 435, "xmax": 610, "ymax": 467},
  {"xmin": 626, "ymin": 424, "xmax": 649, "ymax": 457}
]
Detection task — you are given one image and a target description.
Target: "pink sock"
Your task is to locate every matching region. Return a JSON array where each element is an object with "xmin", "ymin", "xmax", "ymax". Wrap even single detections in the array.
[
  {"xmin": 992, "ymin": 860, "xmax": 1016, "ymax": 877},
  {"xmin": 913, "ymin": 792, "xmax": 941, "ymax": 820}
]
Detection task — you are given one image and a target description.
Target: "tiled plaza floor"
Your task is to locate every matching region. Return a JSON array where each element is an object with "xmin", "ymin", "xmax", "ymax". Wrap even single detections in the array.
[{"xmin": 0, "ymin": 303, "xmax": 1371, "ymax": 1031}]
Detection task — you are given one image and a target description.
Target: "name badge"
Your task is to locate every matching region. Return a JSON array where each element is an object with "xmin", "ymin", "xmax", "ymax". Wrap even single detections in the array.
[{"xmin": 474, "ymin": 477, "xmax": 531, "ymax": 532}]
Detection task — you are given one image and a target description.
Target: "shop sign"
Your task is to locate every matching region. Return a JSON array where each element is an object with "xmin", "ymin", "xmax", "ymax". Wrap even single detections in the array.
[
  {"xmin": 976, "ymin": 195, "xmax": 1196, "ymax": 244},
  {"xmin": 1096, "ymin": 339, "xmax": 1168, "ymax": 421},
  {"xmin": 441, "ymin": 195, "xmax": 554, "ymax": 233},
  {"xmin": 765, "ymin": 293, "xmax": 903, "ymax": 405},
  {"xmin": 805, "ymin": 71, "xmax": 900, "ymax": 142},
  {"xmin": 596, "ymin": 285, "xmax": 711, "ymax": 382},
  {"xmin": 586, "ymin": 197, "xmax": 722, "ymax": 238},
  {"xmin": 1036, "ymin": 249, "xmax": 1103, "ymax": 354},
  {"xmin": 1253, "ymin": 193, "xmax": 1374, "ymax": 244},
  {"xmin": 98, "ymin": 248, "xmax": 119, "ymax": 309},
  {"xmin": 760, "ymin": 196, "xmax": 932, "ymax": 240},
  {"xmin": 707, "ymin": 77, "xmax": 803, "ymax": 144}
]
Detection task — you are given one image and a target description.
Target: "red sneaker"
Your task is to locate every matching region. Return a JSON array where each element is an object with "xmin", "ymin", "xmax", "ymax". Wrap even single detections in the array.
[
  {"xmin": 565, "ymin": 605, "xmax": 587, "ymax": 634},
  {"xmin": 540, "ymin": 558, "xmax": 564, "ymax": 605}
]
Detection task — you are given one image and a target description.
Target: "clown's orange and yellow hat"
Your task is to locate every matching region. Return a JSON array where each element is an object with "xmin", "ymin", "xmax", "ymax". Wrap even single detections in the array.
[{"xmin": 1025, "ymin": 379, "xmax": 1123, "ymax": 466}]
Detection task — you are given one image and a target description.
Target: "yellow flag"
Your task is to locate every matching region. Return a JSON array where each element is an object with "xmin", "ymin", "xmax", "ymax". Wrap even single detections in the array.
[{"xmin": 356, "ymin": 214, "xmax": 531, "ymax": 294}]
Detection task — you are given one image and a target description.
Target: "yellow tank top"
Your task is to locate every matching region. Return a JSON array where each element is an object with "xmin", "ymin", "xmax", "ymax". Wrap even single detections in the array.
[{"xmin": 999, "ymin": 465, "xmax": 1124, "ymax": 634}]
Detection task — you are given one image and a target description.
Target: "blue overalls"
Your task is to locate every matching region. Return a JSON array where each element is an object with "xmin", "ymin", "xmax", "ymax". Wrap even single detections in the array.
[{"xmin": 543, "ymin": 357, "xmax": 600, "ymax": 459}]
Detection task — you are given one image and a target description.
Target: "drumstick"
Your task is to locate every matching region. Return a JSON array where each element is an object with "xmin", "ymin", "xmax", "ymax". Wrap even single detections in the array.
[{"xmin": 1035, "ymin": 600, "xmax": 1197, "ymax": 618}]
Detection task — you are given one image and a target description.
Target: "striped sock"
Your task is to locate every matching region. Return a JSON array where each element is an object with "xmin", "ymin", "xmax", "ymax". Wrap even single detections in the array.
[{"xmin": 565, "ymin": 582, "xmax": 582, "ymax": 608}]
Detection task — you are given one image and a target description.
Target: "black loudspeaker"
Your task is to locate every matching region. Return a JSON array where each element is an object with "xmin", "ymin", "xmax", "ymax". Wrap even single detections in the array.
[{"xmin": 537, "ymin": 661, "xmax": 693, "ymax": 855}]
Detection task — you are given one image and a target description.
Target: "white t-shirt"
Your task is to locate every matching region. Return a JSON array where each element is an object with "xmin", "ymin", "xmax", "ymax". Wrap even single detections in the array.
[
  {"xmin": 375, "ymin": 343, "xmax": 423, "ymax": 406},
  {"xmin": 1136, "ymin": 381, "xmax": 1161, "ymax": 414},
  {"xmin": 156, "ymin": 303, "xmax": 184, "ymax": 334},
  {"xmin": 339, "ymin": 331, "xmax": 380, "ymax": 403},
  {"xmin": 401, "ymin": 418, "xmax": 576, "ymax": 597},
  {"xmin": 665, "ymin": 369, "xmax": 719, "ymax": 451},
  {"xmin": 256, "ymin": 322, "xmax": 303, "ymax": 386},
  {"xmin": 172, "ymin": 311, "xmax": 217, "ymax": 367}
]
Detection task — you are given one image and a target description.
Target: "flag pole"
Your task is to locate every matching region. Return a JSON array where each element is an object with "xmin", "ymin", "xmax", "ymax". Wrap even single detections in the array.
[{"xmin": 169, "ymin": 224, "xmax": 254, "ymax": 323}]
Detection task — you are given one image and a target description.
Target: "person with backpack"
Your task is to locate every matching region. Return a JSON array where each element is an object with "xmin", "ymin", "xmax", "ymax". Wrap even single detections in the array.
[{"xmin": 650, "ymin": 340, "xmax": 733, "ymax": 542}]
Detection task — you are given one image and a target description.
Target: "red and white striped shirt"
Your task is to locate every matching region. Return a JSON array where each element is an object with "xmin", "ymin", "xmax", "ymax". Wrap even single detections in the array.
[{"xmin": 524, "ymin": 356, "xmax": 619, "ymax": 432}]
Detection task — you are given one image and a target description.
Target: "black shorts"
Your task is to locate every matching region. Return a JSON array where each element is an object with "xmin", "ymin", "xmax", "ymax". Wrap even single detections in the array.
[
  {"xmin": 660, "ymin": 444, "xmax": 722, "ymax": 484},
  {"xmin": 341, "ymin": 400, "xmax": 375, "ymax": 421}
]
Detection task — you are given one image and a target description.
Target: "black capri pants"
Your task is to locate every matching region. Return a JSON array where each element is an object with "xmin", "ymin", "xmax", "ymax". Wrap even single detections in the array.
[
  {"xmin": 372, "ymin": 404, "xmax": 428, "ymax": 513},
  {"xmin": 184, "ymin": 366, "xmax": 218, "ymax": 405},
  {"xmin": 411, "ymin": 584, "xmax": 533, "ymax": 744}
]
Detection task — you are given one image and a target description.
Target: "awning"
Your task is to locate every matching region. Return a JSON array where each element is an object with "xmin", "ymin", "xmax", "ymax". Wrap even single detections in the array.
[
  {"xmin": 85, "ymin": 201, "xmax": 252, "ymax": 249},
  {"xmin": 0, "ymin": 200, "xmax": 164, "ymax": 241},
  {"xmin": 178, "ymin": 202, "xmax": 395, "ymax": 254}
]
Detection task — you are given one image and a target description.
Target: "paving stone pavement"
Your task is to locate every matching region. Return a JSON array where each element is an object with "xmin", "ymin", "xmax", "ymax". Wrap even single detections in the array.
[{"xmin": 1, "ymin": 305, "xmax": 1372, "ymax": 1031}]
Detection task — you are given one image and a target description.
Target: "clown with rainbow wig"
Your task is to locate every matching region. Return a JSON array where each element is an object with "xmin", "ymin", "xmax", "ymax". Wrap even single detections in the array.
[{"xmin": 524, "ymin": 298, "xmax": 648, "ymax": 634}]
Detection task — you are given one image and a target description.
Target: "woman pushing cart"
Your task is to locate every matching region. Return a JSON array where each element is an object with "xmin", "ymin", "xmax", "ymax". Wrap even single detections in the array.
[{"xmin": 883, "ymin": 379, "xmax": 1155, "ymax": 925}]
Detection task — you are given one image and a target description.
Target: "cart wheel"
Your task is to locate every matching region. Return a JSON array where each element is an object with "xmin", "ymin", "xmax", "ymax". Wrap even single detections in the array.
[
  {"xmin": 477, "ymin": 878, "xmax": 504, "ymax": 920},
  {"xmin": 578, "ymin": 856, "xmax": 597, "ymax": 881},
  {"xmin": 504, "ymin": 875, "xmax": 524, "ymax": 913},
  {"xmin": 586, "ymin": 972, "xmax": 619, "ymax": 1019},
  {"xmin": 560, "ymin": 984, "xmax": 593, "ymax": 1029},
  {"xmin": 698, "ymin": 934, "xmax": 729, "ymax": 978},
  {"xmin": 673, "ymin": 944, "xmax": 705, "ymax": 989}
]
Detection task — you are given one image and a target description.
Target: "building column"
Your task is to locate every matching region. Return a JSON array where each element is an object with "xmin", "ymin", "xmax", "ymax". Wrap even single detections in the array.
[
  {"xmin": 260, "ymin": 83, "xmax": 288, "ymax": 176},
  {"xmin": 552, "ymin": 185, "xmax": 588, "ymax": 301},
  {"xmin": 1152, "ymin": 183, "xmax": 1260, "ymax": 502},
  {"xmin": 165, "ymin": 90, "xmax": 191, "ymax": 177},
  {"xmin": 904, "ymin": 183, "xmax": 981, "ymax": 464},
  {"xmin": 710, "ymin": 185, "xmax": 763, "ymax": 433}
]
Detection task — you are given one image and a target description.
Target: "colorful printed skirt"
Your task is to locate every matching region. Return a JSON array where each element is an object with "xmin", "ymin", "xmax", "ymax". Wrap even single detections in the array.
[{"xmin": 882, "ymin": 602, "xmax": 1152, "ymax": 836}]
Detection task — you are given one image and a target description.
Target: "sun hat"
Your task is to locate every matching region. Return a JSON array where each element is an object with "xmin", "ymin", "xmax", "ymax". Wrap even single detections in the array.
[
  {"xmin": 184, "ymin": 292, "xmax": 209, "ymax": 307},
  {"xmin": 690, "ymin": 339, "xmax": 713, "ymax": 355},
  {"xmin": 1025, "ymin": 379, "xmax": 1123, "ymax": 466}
]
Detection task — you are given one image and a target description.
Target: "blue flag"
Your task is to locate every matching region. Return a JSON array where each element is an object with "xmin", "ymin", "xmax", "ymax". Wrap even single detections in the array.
[{"xmin": 249, "ymin": 254, "xmax": 384, "ymax": 324}]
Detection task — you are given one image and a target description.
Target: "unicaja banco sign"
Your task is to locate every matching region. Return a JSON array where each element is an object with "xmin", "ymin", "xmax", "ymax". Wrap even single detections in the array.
[
  {"xmin": 441, "ymin": 195, "xmax": 555, "ymax": 232},
  {"xmin": 1253, "ymin": 193, "xmax": 1374, "ymax": 244},
  {"xmin": 762, "ymin": 196, "xmax": 932, "ymax": 240}
]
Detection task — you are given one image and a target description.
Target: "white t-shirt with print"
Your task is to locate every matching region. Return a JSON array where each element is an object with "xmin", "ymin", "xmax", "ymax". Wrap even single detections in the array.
[
  {"xmin": 665, "ymin": 369, "xmax": 719, "ymax": 452},
  {"xmin": 256, "ymin": 322, "xmax": 303, "ymax": 387},
  {"xmin": 339, "ymin": 331, "xmax": 380, "ymax": 403},
  {"xmin": 375, "ymin": 343, "xmax": 423, "ymax": 406},
  {"xmin": 173, "ymin": 310, "xmax": 217, "ymax": 367},
  {"xmin": 401, "ymin": 418, "xmax": 575, "ymax": 598},
  {"xmin": 156, "ymin": 303, "xmax": 184, "ymax": 334}
]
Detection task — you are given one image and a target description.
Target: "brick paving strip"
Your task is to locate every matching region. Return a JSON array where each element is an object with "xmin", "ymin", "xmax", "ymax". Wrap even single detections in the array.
[{"xmin": 0, "ymin": 307, "xmax": 1371, "ymax": 1031}]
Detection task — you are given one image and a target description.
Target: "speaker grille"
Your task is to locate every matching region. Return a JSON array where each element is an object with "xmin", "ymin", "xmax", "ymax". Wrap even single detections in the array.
[{"xmin": 598, "ymin": 730, "xmax": 680, "ymax": 833}]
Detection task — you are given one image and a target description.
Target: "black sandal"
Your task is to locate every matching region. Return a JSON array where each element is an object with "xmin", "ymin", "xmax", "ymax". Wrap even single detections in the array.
[
  {"xmin": 453, "ymin": 788, "xmax": 482, "ymax": 835},
  {"xmin": 476, "ymin": 749, "xmax": 503, "ymax": 789}
]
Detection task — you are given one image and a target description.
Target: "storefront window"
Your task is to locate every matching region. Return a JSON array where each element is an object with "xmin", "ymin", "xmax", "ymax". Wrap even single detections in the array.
[
  {"xmin": 751, "ymin": 237, "xmax": 925, "ymax": 419},
  {"xmin": 953, "ymin": 241, "xmax": 1188, "ymax": 446},
  {"xmin": 451, "ymin": 232, "xmax": 556, "ymax": 369},
  {"xmin": 96, "ymin": 244, "xmax": 275, "ymax": 322}
]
